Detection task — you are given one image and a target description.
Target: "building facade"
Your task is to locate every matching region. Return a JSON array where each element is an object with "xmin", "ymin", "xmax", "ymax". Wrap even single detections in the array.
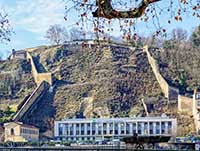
[
  {"xmin": 9, "ymin": 49, "xmax": 26, "ymax": 60},
  {"xmin": 54, "ymin": 117, "xmax": 177, "ymax": 142},
  {"xmin": 4, "ymin": 122, "xmax": 39, "ymax": 142}
]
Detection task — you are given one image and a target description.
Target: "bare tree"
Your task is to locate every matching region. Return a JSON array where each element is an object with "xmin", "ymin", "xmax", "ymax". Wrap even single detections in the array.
[
  {"xmin": 45, "ymin": 24, "xmax": 69, "ymax": 45},
  {"xmin": 92, "ymin": 0, "xmax": 160, "ymax": 19},
  {"xmin": 65, "ymin": 0, "xmax": 200, "ymax": 40},
  {"xmin": 69, "ymin": 28, "xmax": 85, "ymax": 41},
  {"xmin": 171, "ymin": 28, "xmax": 188, "ymax": 43},
  {"xmin": 191, "ymin": 25, "xmax": 200, "ymax": 47},
  {"xmin": 0, "ymin": 11, "xmax": 12, "ymax": 42}
]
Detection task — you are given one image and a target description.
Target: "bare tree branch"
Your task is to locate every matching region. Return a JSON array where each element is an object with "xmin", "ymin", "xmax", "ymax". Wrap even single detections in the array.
[
  {"xmin": 92, "ymin": 0, "xmax": 161, "ymax": 19},
  {"xmin": 0, "ymin": 11, "xmax": 12, "ymax": 42}
]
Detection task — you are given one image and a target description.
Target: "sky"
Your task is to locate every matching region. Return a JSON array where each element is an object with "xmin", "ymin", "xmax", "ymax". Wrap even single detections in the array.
[{"xmin": 0, "ymin": 0, "xmax": 200, "ymax": 59}]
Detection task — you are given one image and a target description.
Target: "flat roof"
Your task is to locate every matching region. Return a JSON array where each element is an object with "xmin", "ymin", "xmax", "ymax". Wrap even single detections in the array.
[{"xmin": 55, "ymin": 117, "xmax": 176, "ymax": 123}]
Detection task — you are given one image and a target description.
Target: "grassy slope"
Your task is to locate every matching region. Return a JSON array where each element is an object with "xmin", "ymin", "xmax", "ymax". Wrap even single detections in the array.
[{"xmin": 14, "ymin": 43, "xmax": 196, "ymax": 136}]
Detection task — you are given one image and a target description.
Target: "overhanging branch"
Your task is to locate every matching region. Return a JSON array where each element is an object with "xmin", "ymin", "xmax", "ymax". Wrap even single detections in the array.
[{"xmin": 92, "ymin": 0, "xmax": 161, "ymax": 19}]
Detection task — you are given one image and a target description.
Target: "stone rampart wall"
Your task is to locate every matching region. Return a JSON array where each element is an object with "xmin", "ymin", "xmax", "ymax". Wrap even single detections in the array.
[{"xmin": 26, "ymin": 52, "xmax": 52, "ymax": 85}]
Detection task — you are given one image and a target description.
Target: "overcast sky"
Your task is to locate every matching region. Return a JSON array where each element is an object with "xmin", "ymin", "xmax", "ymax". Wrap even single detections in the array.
[{"xmin": 0, "ymin": 0, "xmax": 199, "ymax": 59}]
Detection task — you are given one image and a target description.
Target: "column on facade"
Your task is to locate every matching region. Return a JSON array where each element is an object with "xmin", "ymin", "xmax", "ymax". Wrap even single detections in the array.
[
  {"xmin": 141, "ymin": 122, "xmax": 144, "ymax": 135},
  {"xmin": 101, "ymin": 122, "xmax": 103, "ymax": 140},
  {"xmin": 79, "ymin": 123, "xmax": 81, "ymax": 136},
  {"xmin": 84, "ymin": 123, "xmax": 87, "ymax": 135},
  {"xmin": 136, "ymin": 122, "xmax": 138, "ymax": 134},
  {"xmin": 68, "ymin": 124, "xmax": 70, "ymax": 137},
  {"xmin": 124, "ymin": 122, "xmax": 126, "ymax": 135},
  {"xmin": 95, "ymin": 123, "xmax": 98, "ymax": 135},
  {"xmin": 107, "ymin": 122, "xmax": 110, "ymax": 135},
  {"xmin": 153, "ymin": 122, "xmax": 156, "ymax": 135},
  {"xmin": 63, "ymin": 124, "xmax": 66, "ymax": 136},
  {"xmin": 130, "ymin": 123, "xmax": 133, "ymax": 135},
  {"xmin": 118, "ymin": 122, "xmax": 121, "ymax": 135},
  {"xmin": 90, "ymin": 122, "xmax": 92, "ymax": 135},
  {"xmin": 165, "ymin": 122, "xmax": 168, "ymax": 134},
  {"xmin": 73, "ymin": 123, "xmax": 76, "ymax": 136},
  {"xmin": 159, "ymin": 121, "xmax": 161, "ymax": 135}
]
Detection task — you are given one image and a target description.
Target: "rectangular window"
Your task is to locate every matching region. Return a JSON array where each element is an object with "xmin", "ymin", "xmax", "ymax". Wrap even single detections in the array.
[
  {"xmin": 149, "ymin": 122, "xmax": 153, "ymax": 135},
  {"xmin": 114, "ymin": 123, "xmax": 118, "ymax": 135},
  {"xmin": 161, "ymin": 122, "xmax": 165, "ymax": 134},
  {"xmin": 138, "ymin": 122, "xmax": 142, "ymax": 135},
  {"xmin": 121, "ymin": 123, "xmax": 125, "ymax": 134},
  {"xmin": 168, "ymin": 121, "xmax": 172, "ymax": 134},
  {"xmin": 133, "ymin": 123, "xmax": 136, "ymax": 134},
  {"xmin": 87, "ymin": 123, "xmax": 90, "ymax": 131},
  {"xmin": 144, "ymin": 122, "xmax": 148, "ymax": 135},
  {"xmin": 103, "ymin": 123, "xmax": 107, "ymax": 134},
  {"xmin": 76, "ymin": 124, "xmax": 79, "ymax": 135},
  {"xmin": 126, "ymin": 123, "xmax": 130, "ymax": 134},
  {"xmin": 109, "ymin": 123, "xmax": 113, "ymax": 134},
  {"xmin": 156, "ymin": 122, "xmax": 160, "ymax": 134}
]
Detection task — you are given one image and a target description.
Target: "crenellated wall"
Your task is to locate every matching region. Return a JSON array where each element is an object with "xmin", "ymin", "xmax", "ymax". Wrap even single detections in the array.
[{"xmin": 26, "ymin": 52, "xmax": 52, "ymax": 86}]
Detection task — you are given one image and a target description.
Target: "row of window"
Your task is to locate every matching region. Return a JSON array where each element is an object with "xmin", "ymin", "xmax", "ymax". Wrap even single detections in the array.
[
  {"xmin": 58, "ymin": 122, "xmax": 172, "ymax": 136},
  {"xmin": 60, "ymin": 122, "xmax": 172, "ymax": 129},
  {"xmin": 20, "ymin": 128, "xmax": 38, "ymax": 135},
  {"xmin": 59, "ymin": 128, "xmax": 172, "ymax": 136}
]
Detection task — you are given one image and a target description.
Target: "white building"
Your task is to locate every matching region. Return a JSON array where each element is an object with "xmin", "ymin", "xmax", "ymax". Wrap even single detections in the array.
[{"xmin": 54, "ymin": 117, "xmax": 177, "ymax": 142}]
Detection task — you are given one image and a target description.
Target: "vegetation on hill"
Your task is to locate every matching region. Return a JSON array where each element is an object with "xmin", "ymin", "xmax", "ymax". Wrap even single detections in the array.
[
  {"xmin": 0, "ymin": 58, "xmax": 36, "ymax": 110},
  {"xmin": 32, "ymin": 44, "xmax": 164, "ymax": 118},
  {"xmin": 147, "ymin": 27, "xmax": 200, "ymax": 95},
  {"xmin": 1, "ymin": 28, "xmax": 199, "ymax": 136}
]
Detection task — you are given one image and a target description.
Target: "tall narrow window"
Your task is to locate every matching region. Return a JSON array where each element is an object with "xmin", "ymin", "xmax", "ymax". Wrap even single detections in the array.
[{"xmin": 11, "ymin": 128, "xmax": 14, "ymax": 135}]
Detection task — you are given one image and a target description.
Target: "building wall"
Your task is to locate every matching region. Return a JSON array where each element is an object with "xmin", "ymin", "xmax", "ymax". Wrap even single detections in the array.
[
  {"xmin": 178, "ymin": 95, "xmax": 193, "ymax": 114},
  {"xmin": 4, "ymin": 123, "xmax": 39, "ymax": 142},
  {"xmin": 20, "ymin": 126, "xmax": 39, "ymax": 141},
  {"xmin": 55, "ymin": 117, "xmax": 177, "ymax": 142},
  {"xmin": 4, "ymin": 124, "xmax": 25, "ymax": 142}
]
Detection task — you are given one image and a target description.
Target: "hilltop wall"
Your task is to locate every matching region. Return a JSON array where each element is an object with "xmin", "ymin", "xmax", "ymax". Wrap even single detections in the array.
[
  {"xmin": 143, "ymin": 46, "xmax": 179, "ymax": 101},
  {"xmin": 26, "ymin": 52, "xmax": 52, "ymax": 86},
  {"xmin": 178, "ymin": 95, "xmax": 193, "ymax": 114}
]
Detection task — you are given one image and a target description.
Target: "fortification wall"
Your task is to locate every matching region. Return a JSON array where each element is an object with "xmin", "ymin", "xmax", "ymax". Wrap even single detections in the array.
[
  {"xmin": 144, "ymin": 46, "xmax": 169, "ymax": 98},
  {"xmin": 26, "ymin": 52, "xmax": 52, "ymax": 85},
  {"xmin": 144, "ymin": 46, "xmax": 179, "ymax": 100},
  {"xmin": 36, "ymin": 73, "xmax": 52, "ymax": 86},
  {"xmin": 13, "ymin": 81, "xmax": 49, "ymax": 121},
  {"xmin": 178, "ymin": 95, "xmax": 193, "ymax": 114}
]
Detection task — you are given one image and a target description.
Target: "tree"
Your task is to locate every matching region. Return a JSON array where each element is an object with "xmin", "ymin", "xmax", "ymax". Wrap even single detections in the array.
[
  {"xmin": 65, "ymin": 0, "xmax": 200, "ymax": 40},
  {"xmin": 69, "ymin": 28, "xmax": 85, "ymax": 41},
  {"xmin": 171, "ymin": 28, "xmax": 188, "ymax": 43},
  {"xmin": 0, "ymin": 11, "xmax": 12, "ymax": 42},
  {"xmin": 191, "ymin": 25, "xmax": 200, "ymax": 47},
  {"xmin": 92, "ymin": 0, "xmax": 160, "ymax": 19},
  {"xmin": 45, "ymin": 24, "xmax": 69, "ymax": 45}
]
